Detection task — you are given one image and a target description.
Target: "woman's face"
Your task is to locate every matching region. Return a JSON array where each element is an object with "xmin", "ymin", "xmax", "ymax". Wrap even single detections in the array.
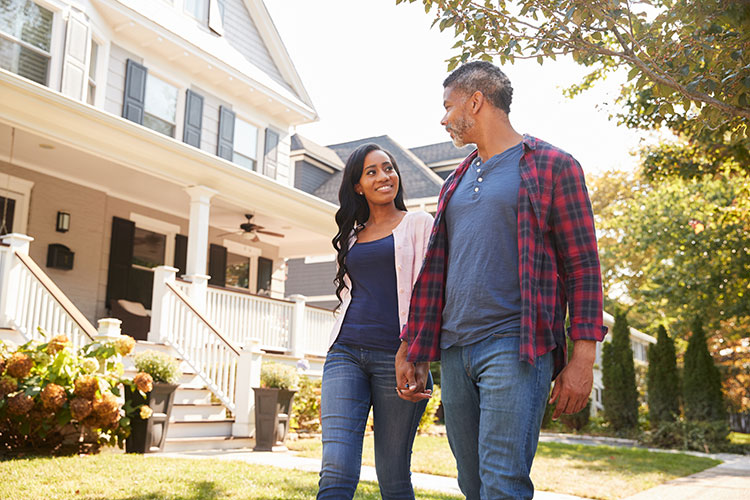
[{"xmin": 354, "ymin": 150, "xmax": 400, "ymax": 206}]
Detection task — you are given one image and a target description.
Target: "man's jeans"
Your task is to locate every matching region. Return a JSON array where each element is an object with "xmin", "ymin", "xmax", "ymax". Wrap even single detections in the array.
[
  {"xmin": 317, "ymin": 343, "xmax": 430, "ymax": 500},
  {"xmin": 441, "ymin": 334, "xmax": 553, "ymax": 500}
]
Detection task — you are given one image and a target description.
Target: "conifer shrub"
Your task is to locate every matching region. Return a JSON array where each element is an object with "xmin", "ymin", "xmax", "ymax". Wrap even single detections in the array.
[
  {"xmin": 601, "ymin": 310, "xmax": 639, "ymax": 432},
  {"xmin": 683, "ymin": 317, "xmax": 726, "ymax": 423},
  {"xmin": 647, "ymin": 325, "xmax": 681, "ymax": 425}
]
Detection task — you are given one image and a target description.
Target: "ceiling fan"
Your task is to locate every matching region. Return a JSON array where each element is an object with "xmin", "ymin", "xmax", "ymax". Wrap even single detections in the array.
[{"xmin": 218, "ymin": 214, "xmax": 285, "ymax": 242}]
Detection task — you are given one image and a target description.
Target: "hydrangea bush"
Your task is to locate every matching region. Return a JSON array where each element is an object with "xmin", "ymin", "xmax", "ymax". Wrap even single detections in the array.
[{"xmin": 0, "ymin": 329, "xmax": 159, "ymax": 455}]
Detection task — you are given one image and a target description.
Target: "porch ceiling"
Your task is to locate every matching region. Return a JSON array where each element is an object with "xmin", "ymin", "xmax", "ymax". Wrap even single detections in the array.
[{"xmin": 0, "ymin": 71, "xmax": 337, "ymax": 257}]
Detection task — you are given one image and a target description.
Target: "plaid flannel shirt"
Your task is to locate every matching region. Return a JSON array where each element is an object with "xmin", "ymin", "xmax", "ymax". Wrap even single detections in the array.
[{"xmin": 404, "ymin": 135, "xmax": 607, "ymax": 378}]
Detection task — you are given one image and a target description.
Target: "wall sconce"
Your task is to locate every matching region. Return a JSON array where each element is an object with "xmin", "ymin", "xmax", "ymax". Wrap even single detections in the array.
[{"xmin": 56, "ymin": 211, "xmax": 70, "ymax": 233}]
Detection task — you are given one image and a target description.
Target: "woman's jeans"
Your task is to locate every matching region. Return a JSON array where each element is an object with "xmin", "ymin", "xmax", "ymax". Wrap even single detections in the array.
[
  {"xmin": 441, "ymin": 334, "xmax": 553, "ymax": 500},
  {"xmin": 317, "ymin": 343, "xmax": 431, "ymax": 500}
]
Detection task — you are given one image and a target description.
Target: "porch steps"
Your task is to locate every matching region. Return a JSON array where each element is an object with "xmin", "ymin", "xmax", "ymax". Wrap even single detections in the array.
[{"xmin": 129, "ymin": 340, "xmax": 256, "ymax": 453}]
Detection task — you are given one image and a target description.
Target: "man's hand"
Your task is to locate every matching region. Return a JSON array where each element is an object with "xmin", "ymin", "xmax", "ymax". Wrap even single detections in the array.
[
  {"xmin": 395, "ymin": 341, "xmax": 432, "ymax": 402},
  {"xmin": 549, "ymin": 340, "xmax": 596, "ymax": 419}
]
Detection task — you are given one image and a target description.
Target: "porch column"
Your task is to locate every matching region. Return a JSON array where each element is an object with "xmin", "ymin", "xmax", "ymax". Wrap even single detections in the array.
[
  {"xmin": 288, "ymin": 294, "xmax": 306, "ymax": 359},
  {"xmin": 183, "ymin": 185, "xmax": 217, "ymax": 280},
  {"xmin": 0, "ymin": 233, "xmax": 34, "ymax": 328},
  {"xmin": 232, "ymin": 338, "xmax": 263, "ymax": 437}
]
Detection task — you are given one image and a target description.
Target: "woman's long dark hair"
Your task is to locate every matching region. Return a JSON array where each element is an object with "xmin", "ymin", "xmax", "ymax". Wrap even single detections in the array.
[{"xmin": 332, "ymin": 143, "xmax": 407, "ymax": 306}]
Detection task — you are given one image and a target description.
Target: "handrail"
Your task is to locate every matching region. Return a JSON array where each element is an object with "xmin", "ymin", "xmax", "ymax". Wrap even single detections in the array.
[
  {"xmin": 14, "ymin": 251, "xmax": 97, "ymax": 340},
  {"xmin": 165, "ymin": 282, "xmax": 240, "ymax": 356}
]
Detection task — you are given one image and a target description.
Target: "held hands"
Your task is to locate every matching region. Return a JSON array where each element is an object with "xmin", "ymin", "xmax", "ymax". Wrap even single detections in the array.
[
  {"xmin": 549, "ymin": 340, "xmax": 596, "ymax": 420},
  {"xmin": 395, "ymin": 341, "xmax": 432, "ymax": 402}
]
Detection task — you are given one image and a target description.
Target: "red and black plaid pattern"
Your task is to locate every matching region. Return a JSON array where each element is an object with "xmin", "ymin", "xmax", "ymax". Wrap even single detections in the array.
[{"xmin": 404, "ymin": 135, "xmax": 607, "ymax": 377}]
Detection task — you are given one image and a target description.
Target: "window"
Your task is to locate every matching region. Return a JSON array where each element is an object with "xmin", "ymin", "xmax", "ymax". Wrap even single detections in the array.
[
  {"xmin": 225, "ymin": 252, "xmax": 250, "ymax": 289},
  {"xmin": 0, "ymin": 195, "xmax": 16, "ymax": 235},
  {"xmin": 184, "ymin": 0, "xmax": 208, "ymax": 23},
  {"xmin": 143, "ymin": 74, "xmax": 178, "ymax": 137},
  {"xmin": 233, "ymin": 118, "xmax": 258, "ymax": 171},
  {"xmin": 132, "ymin": 228, "xmax": 166, "ymax": 270},
  {"xmin": 86, "ymin": 40, "xmax": 98, "ymax": 105},
  {"xmin": 0, "ymin": 0, "xmax": 53, "ymax": 86},
  {"xmin": 257, "ymin": 257, "xmax": 273, "ymax": 296}
]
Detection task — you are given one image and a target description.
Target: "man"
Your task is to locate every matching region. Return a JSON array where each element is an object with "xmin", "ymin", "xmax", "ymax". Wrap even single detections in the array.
[{"xmin": 395, "ymin": 61, "xmax": 607, "ymax": 499}]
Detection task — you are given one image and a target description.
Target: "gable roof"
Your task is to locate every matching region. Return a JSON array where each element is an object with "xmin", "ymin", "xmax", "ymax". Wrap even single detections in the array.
[
  {"xmin": 313, "ymin": 135, "xmax": 444, "ymax": 204},
  {"xmin": 410, "ymin": 141, "xmax": 475, "ymax": 166},
  {"xmin": 291, "ymin": 134, "xmax": 344, "ymax": 170}
]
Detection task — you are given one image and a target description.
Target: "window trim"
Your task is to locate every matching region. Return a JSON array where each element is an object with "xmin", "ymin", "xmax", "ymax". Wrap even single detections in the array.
[{"xmin": 182, "ymin": 0, "xmax": 209, "ymax": 24}]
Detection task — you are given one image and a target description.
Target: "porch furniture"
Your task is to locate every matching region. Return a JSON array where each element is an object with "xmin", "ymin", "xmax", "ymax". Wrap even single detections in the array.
[{"xmin": 109, "ymin": 299, "xmax": 151, "ymax": 341}]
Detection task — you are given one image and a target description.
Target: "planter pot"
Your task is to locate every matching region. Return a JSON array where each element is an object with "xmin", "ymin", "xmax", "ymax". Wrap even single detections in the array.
[
  {"xmin": 253, "ymin": 387, "xmax": 296, "ymax": 451},
  {"xmin": 125, "ymin": 382, "xmax": 179, "ymax": 453}
]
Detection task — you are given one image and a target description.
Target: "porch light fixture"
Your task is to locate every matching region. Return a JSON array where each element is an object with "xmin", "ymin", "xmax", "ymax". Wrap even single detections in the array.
[{"xmin": 56, "ymin": 211, "xmax": 70, "ymax": 232}]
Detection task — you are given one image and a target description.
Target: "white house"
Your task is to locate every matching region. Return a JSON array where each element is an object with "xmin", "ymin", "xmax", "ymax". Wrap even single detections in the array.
[{"xmin": 0, "ymin": 0, "xmax": 339, "ymax": 451}]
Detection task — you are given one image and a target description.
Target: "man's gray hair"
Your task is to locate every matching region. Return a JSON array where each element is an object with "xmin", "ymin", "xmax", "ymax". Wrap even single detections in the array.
[{"xmin": 443, "ymin": 61, "xmax": 513, "ymax": 114}]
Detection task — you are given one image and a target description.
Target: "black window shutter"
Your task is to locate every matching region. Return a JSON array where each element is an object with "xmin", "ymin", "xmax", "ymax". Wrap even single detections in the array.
[
  {"xmin": 257, "ymin": 256, "xmax": 273, "ymax": 296},
  {"xmin": 174, "ymin": 234, "xmax": 188, "ymax": 277},
  {"xmin": 217, "ymin": 106, "xmax": 235, "ymax": 160},
  {"xmin": 122, "ymin": 59, "xmax": 147, "ymax": 124},
  {"xmin": 208, "ymin": 243, "xmax": 227, "ymax": 287},
  {"xmin": 106, "ymin": 216, "xmax": 135, "ymax": 306},
  {"xmin": 183, "ymin": 89, "xmax": 204, "ymax": 148},
  {"xmin": 263, "ymin": 129, "xmax": 279, "ymax": 178}
]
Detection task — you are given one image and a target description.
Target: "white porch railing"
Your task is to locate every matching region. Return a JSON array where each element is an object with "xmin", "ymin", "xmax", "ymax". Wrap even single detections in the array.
[
  {"xmin": 304, "ymin": 305, "xmax": 335, "ymax": 357},
  {"xmin": 149, "ymin": 267, "xmax": 261, "ymax": 437},
  {"xmin": 0, "ymin": 234, "xmax": 96, "ymax": 349},
  {"xmin": 205, "ymin": 286, "xmax": 294, "ymax": 352}
]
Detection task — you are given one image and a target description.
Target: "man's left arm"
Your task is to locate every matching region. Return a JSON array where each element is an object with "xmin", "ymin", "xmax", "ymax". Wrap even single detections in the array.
[{"xmin": 548, "ymin": 156, "xmax": 607, "ymax": 418}]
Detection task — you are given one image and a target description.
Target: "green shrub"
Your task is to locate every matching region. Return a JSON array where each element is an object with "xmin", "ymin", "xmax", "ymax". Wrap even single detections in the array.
[
  {"xmin": 291, "ymin": 375, "xmax": 321, "ymax": 433},
  {"xmin": 602, "ymin": 310, "xmax": 639, "ymax": 432},
  {"xmin": 418, "ymin": 385, "xmax": 441, "ymax": 433},
  {"xmin": 683, "ymin": 317, "xmax": 726, "ymax": 422},
  {"xmin": 647, "ymin": 325, "xmax": 681, "ymax": 426},
  {"xmin": 260, "ymin": 362, "xmax": 299, "ymax": 390},
  {"xmin": 133, "ymin": 350, "xmax": 182, "ymax": 384},
  {"xmin": 642, "ymin": 419, "xmax": 732, "ymax": 453},
  {"xmin": 0, "ymin": 332, "xmax": 136, "ymax": 455}
]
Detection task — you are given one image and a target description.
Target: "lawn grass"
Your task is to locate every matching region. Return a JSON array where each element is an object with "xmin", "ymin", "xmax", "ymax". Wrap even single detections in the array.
[
  {"xmin": 0, "ymin": 453, "xmax": 461, "ymax": 500},
  {"xmin": 288, "ymin": 435, "xmax": 721, "ymax": 500}
]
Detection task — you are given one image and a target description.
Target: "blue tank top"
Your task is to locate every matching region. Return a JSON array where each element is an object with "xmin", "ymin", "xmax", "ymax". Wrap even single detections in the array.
[{"xmin": 337, "ymin": 234, "xmax": 401, "ymax": 353}]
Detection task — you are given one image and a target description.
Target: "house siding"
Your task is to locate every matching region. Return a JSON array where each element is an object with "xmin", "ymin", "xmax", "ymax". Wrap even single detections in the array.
[
  {"xmin": 104, "ymin": 43, "xmax": 142, "ymax": 117},
  {"xmin": 193, "ymin": 86, "xmax": 232, "ymax": 156},
  {"xmin": 218, "ymin": 0, "xmax": 291, "ymax": 92},
  {"xmin": 294, "ymin": 160, "xmax": 333, "ymax": 194},
  {"xmin": 285, "ymin": 258, "xmax": 336, "ymax": 298},
  {"xmin": 2, "ymin": 162, "xmax": 107, "ymax": 324}
]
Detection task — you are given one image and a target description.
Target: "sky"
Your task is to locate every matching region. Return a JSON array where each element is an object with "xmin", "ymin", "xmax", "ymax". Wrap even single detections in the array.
[{"xmin": 264, "ymin": 0, "xmax": 647, "ymax": 175}]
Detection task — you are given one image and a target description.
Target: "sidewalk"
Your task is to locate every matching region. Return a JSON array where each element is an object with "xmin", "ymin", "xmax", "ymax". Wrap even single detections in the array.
[{"xmin": 160, "ymin": 434, "xmax": 750, "ymax": 500}]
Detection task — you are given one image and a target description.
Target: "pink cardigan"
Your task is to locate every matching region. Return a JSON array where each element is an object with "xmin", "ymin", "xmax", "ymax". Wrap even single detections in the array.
[{"xmin": 327, "ymin": 210, "xmax": 435, "ymax": 350}]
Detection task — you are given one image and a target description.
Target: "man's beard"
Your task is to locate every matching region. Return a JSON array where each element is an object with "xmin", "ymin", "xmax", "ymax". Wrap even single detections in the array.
[{"xmin": 446, "ymin": 117, "xmax": 474, "ymax": 148}]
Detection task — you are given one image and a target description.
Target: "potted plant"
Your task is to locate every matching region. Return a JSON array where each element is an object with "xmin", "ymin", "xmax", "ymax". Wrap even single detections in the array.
[
  {"xmin": 124, "ymin": 350, "xmax": 182, "ymax": 453},
  {"xmin": 253, "ymin": 362, "xmax": 299, "ymax": 451}
]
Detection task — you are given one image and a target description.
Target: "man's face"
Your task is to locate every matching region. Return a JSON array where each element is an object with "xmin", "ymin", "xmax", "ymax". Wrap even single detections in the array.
[{"xmin": 441, "ymin": 86, "xmax": 475, "ymax": 148}]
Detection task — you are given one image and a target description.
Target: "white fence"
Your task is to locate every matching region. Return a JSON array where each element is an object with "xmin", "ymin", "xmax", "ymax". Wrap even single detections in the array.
[{"xmin": 0, "ymin": 234, "xmax": 96, "ymax": 349}]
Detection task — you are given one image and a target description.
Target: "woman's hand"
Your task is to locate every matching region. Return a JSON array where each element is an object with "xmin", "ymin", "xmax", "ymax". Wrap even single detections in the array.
[{"xmin": 395, "ymin": 341, "xmax": 432, "ymax": 402}]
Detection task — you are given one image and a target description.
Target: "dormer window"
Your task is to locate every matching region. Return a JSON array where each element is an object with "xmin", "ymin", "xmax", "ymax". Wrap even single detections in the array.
[
  {"xmin": 184, "ymin": 0, "xmax": 208, "ymax": 23},
  {"xmin": 0, "ymin": 0, "xmax": 53, "ymax": 86}
]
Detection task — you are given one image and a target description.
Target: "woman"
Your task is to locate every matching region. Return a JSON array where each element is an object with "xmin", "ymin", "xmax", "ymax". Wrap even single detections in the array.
[{"xmin": 318, "ymin": 143, "xmax": 434, "ymax": 500}]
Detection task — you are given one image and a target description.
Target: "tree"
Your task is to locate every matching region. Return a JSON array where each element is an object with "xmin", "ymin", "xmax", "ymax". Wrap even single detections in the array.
[
  {"xmin": 683, "ymin": 317, "xmax": 726, "ymax": 422},
  {"xmin": 590, "ymin": 164, "xmax": 750, "ymax": 340},
  {"xmin": 646, "ymin": 325, "xmax": 680, "ymax": 425},
  {"xmin": 601, "ymin": 310, "xmax": 639, "ymax": 432},
  {"xmin": 400, "ymin": 0, "xmax": 750, "ymax": 164}
]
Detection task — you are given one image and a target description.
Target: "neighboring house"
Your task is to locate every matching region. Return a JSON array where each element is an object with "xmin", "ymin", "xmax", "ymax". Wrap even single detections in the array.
[
  {"xmin": 0, "ymin": 0, "xmax": 338, "ymax": 450},
  {"xmin": 410, "ymin": 140, "xmax": 474, "ymax": 180},
  {"xmin": 285, "ymin": 133, "xmax": 445, "ymax": 309},
  {"xmin": 591, "ymin": 311, "xmax": 656, "ymax": 413}
]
